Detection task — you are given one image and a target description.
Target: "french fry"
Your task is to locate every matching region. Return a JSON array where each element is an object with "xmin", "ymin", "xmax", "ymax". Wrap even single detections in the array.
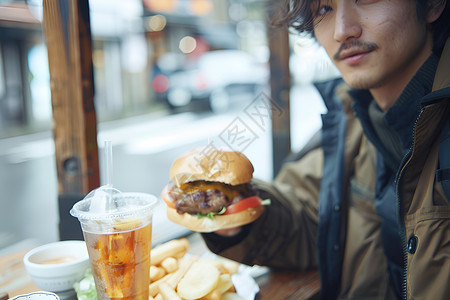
[
  {"xmin": 177, "ymin": 261, "xmax": 220, "ymax": 300},
  {"xmin": 216, "ymin": 273, "xmax": 233, "ymax": 294},
  {"xmin": 161, "ymin": 257, "xmax": 178, "ymax": 273},
  {"xmin": 151, "ymin": 238, "xmax": 189, "ymax": 265},
  {"xmin": 150, "ymin": 260, "xmax": 187, "ymax": 297},
  {"xmin": 150, "ymin": 281, "xmax": 161, "ymax": 298},
  {"xmin": 166, "ymin": 257, "xmax": 196, "ymax": 289},
  {"xmin": 222, "ymin": 293, "xmax": 245, "ymax": 300},
  {"xmin": 227, "ymin": 285, "xmax": 236, "ymax": 293},
  {"xmin": 150, "ymin": 265, "xmax": 166, "ymax": 282},
  {"xmin": 200, "ymin": 258, "xmax": 240, "ymax": 275},
  {"xmin": 220, "ymin": 260, "xmax": 240, "ymax": 274},
  {"xmin": 148, "ymin": 238, "xmax": 243, "ymax": 300},
  {"xmin": 150, "ymin": 274, "xmax": 172, "ymax": 297},
  {"xmin": 200, "ymin": 289, "xmax": 223, "ymax": 300},
  {"xmin": 158, "ymin": 282, "xmax": 182, "ymax": 300},
  {"xmin": 174, "ymin": 249, "xmax": 188, "ymax": 258}
]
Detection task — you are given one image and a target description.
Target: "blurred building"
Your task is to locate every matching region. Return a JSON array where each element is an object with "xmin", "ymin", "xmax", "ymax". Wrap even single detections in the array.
[
  {"xmin": 0, "ymin": 1, "xmax": 43, "ymax": 137},
  {"xmin": 0, "ymin": 0, "xmax": 269, "ymax": 138}
]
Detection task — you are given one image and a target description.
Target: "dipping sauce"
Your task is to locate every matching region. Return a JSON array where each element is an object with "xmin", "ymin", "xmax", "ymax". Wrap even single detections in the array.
[{"xmin": 38, "ymin": 256, "xmax": 79, "ymax": 264}]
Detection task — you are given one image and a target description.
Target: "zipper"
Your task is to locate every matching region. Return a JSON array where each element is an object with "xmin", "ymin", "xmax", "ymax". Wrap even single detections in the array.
[
  {"xmin": 395, "ymin": 152, "xmax": 410, "ymax": 300},
  {"xmin": 395, "ymin": 98, "xmax": 444, "ymax": 299},
  {"xmin": 395, "ymin": 108, "xmax": 424, "ymax": 300},
  {"xmin": 396, "ymin": 95, "xmax": 448, "ymax": 299}
]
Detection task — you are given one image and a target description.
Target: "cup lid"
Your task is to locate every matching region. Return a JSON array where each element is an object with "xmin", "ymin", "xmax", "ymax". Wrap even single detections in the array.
[{"xmin": 70, "ymin": 185, "xmax": 158, "ymax": 221}]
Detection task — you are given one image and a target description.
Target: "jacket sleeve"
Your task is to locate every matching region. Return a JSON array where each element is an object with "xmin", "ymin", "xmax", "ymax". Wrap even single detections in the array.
[{"xmin": 201, "ymin": 147, "xmax": 323, "ymax": 270}]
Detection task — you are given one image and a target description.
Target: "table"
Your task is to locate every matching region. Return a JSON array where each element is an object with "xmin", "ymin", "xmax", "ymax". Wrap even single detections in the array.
[
  {"xmin": 0, "ymin": 234, "xmax": 320, "ymax": 299},
  {"xmin": 0, "ymin": 248, "xmax": 38, "ymax": 298},
  {"xmin": 255, "ymin": 269, "xmax": 320, "ymax": 300}
]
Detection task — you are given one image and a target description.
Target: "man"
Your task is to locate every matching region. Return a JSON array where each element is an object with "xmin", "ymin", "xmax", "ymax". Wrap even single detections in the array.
[{"xmin": 200, "ymin": 0, "xmax": 450, "ymax": 299}]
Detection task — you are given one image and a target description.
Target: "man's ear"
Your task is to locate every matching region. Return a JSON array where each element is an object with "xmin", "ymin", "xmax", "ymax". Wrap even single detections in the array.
[{"xmin": 427, "ymin": 0, "xmax": 447, "ymax": 23}]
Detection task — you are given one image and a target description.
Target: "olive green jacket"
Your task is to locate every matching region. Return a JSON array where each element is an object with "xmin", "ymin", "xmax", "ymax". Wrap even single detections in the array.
[{"xmin": 202, "ymin": 39, "xmax": 450, "ymax": 300}]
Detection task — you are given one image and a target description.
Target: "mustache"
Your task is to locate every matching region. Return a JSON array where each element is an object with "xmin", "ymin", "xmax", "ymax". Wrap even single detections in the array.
[{"xmin": 333, "ymin": 40, "xmax": 378, "ymax": 60}]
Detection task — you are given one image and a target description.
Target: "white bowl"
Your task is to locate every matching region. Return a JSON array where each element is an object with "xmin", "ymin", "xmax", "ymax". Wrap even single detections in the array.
[
  {"xmin": 10, "ymin": 291, "xmax": 60, "ymax": 299},
  {"xmin": 23, "ymin": 241, "xmax": 90, "ymax": 293}
]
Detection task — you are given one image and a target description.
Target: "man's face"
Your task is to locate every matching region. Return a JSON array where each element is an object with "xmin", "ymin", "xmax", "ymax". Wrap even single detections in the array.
[{"xmin": 313, "ymin": 0, "xmax": 431, "ymax": 92}]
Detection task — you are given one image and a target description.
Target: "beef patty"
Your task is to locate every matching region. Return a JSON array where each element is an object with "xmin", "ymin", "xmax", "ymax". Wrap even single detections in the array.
[{"xmin": 169, "ymin": 181, "xmax": 255, "ymax": 215}]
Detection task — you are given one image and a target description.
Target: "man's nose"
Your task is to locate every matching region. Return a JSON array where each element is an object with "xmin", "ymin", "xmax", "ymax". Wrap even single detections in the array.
[{"xmin": 333, "ymin": 4, "xmax": 362, "ymax": 42}]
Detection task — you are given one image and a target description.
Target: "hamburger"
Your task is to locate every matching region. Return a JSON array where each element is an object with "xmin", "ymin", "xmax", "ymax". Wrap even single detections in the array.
[{"xmin": 161, "ymin": 148, "xmax": 267, "ymax": 232}]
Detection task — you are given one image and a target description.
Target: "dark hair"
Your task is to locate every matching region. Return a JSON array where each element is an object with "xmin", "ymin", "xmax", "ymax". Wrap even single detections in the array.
[{"xmin": 273, "ymin": 0, "xmax": 450, "ymax": 55}]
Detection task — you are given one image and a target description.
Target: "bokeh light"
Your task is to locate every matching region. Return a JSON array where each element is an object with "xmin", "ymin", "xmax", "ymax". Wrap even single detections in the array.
[
  {"xmin": 189, "ymin": 0, "xmax": 213, "ymax": 16},
  {"xmin": 179, "ymin": 36, "xmax": 197, "ymax": 54},
  {"xmin": 143, "ymin": 0, "xmax": 177, "ymax": 12},
  {"xmin": 152, "ymin": 74, "xmax": 169, "ymax": 93},
  {"xmin": 146, "ymin": 15, "xmax": 167, "ymax": 32},
  {"xmin": 228, "ymin": 3, "xmax": 247, "ymax": 22}
]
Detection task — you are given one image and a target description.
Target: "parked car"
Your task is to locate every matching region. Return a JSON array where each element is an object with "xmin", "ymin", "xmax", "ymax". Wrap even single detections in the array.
[{"xmin": 154, "ymin": 50, "xmax": 269, "ymax": 112}]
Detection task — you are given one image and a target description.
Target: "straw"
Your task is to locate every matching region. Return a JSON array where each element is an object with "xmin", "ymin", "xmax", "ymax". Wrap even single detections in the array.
[
  {"xmin": 76, "ymin": 140, "xmax": 118, "ymax": 220},
  {"xmin": 104, "ymin": 140, "xmax": 118, "ymax": 212},
  {"xmin": 104, "ymin": 140, "xmax": 113, "ymax": 187}
]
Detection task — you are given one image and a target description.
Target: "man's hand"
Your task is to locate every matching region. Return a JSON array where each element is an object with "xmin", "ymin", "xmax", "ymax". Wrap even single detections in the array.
[{"xmin": 215, "ymin": 227, "xmax": 242, "ymax": 236}]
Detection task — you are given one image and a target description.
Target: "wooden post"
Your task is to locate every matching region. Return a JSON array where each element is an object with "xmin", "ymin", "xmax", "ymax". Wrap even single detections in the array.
[
  {"xmin": 266, "ymin": 0, "xmax": 291, "ymax": 176},
  {"xmin": 42, "ymin": 0, "xmax": 99, "ymax": 195}
]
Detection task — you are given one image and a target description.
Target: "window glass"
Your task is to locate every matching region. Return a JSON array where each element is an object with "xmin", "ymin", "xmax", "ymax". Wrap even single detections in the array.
[{"xmin": 0, "ymin": 0, "xmax": 273, "ymax": 136}]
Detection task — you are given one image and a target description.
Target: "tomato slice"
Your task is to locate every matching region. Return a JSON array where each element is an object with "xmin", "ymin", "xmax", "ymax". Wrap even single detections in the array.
[
  {"xmin": 162, "ymin": 185, "xmax": 177, "ymax": 209},
  {"xmin": 223, "ymin": 196, "xmax": 262, "ymax": 215},
  {"xmin": 163, "ymin": 196, "xmax": 176, "ymax": 209}
]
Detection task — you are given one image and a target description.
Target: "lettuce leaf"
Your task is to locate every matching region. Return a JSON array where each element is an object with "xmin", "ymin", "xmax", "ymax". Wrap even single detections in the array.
[
  {"xmin": 196, "ymin": 206, "xmax": 227, "ymax": 220},
  {"xmin": 73, "ymin": 268, "xmax": 98, "ymax": 300}
]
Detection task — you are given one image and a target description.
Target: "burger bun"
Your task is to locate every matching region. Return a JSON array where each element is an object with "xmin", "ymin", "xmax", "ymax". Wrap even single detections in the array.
[{"xmin": 170, "ymin": 148, "xmax": 254, "ymax": 187}]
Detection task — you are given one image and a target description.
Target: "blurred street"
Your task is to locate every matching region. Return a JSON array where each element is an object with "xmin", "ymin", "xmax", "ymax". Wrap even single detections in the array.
[{"xmin": 0, "ymin": 83, "xmax": 325, "ymax": 251}]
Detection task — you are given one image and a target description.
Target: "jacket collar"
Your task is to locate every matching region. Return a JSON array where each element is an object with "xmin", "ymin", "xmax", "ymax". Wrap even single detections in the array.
[
  {"xmin": 350, "ymin": 53, "xmax": 440, "ymax": 170},
  {"xmin": 432, "ymin": 37, "xmax": 450, "ymax": 91},
  {"xmin": 422, "ymin": 37, "xmax": 450, "ymax": 106}
]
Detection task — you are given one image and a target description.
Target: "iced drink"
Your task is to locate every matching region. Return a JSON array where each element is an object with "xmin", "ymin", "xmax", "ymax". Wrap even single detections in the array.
[{"xmin": 70, "ymin": 189, "xmax": 157, "ymax": 300}]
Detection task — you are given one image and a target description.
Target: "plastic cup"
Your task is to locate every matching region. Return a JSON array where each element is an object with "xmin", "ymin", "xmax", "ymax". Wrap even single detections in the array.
[{"xmin": 70, "ymin": 188, "xmax": 158, "ymax": 300}]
